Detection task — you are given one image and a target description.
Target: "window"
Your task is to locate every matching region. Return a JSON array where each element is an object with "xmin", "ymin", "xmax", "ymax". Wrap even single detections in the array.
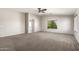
[{"xmin": 48, "ymin": 20, "xmax": 57, "ymax": 29}]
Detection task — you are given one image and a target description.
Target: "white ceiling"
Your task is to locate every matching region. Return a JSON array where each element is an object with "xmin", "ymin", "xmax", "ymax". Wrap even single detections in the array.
[{"xmin": 4, "ymin": 8, "xmax": 77, "ymax": 16}]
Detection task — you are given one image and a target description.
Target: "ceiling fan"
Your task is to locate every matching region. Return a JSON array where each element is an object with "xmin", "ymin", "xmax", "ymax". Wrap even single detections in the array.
[{"xmin": 38, "ymin": 8, "xmax": 47, "ymax": 13}]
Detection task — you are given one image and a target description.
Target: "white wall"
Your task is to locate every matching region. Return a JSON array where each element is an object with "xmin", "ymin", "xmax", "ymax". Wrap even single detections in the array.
[
  {"xmin": 28, "ymin": 13, "xmax": 41, "ymax": 33},
  {"xmin": 74, "ymin": 9, "xmax": 79, "ymax": 43},
  {"xmin": 41, "ymin": 15, "xmax": 74, "ymax": 34},
  {"xmin": 0, "ymin": 9, "xmax": 25, "ymax": 37}
]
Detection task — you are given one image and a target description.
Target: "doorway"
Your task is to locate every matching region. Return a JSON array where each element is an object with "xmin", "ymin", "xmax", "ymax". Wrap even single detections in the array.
[{"xmin": 29, "ymin": 19, "xmax": 35, "ymax": 33}]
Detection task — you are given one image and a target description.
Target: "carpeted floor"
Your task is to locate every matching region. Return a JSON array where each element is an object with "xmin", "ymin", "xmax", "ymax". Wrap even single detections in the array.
[{"xmin": 0, "ymin": 32, "xmax": 79, "ymax": 51}]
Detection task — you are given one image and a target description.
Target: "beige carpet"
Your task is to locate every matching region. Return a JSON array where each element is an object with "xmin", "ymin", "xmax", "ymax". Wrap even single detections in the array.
[{"xmin": 0, "ymin": 32, "xmax": 79, "ymax": 51}]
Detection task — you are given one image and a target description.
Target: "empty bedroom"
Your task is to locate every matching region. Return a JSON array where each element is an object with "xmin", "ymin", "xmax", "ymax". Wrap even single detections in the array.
[{"xmin": 0, "ymin": 8, "xmax": 79, "ymax": 51}]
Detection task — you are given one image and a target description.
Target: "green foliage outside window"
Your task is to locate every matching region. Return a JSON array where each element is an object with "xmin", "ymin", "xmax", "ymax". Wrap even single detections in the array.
[{"xmin": 48, "ymin": 20, "xmax": 57, "ymax": 29}]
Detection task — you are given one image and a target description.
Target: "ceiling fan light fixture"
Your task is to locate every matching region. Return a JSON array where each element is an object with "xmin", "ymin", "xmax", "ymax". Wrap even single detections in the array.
[{"xmin": 38, "ymin": 8, "xmax": 47, "ymax": 13}]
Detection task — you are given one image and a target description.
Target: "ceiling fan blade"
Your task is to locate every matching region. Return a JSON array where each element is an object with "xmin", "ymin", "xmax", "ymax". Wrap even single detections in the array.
[{"xmin": 43, "ymin": 9, "xmax": 47, "ymax": 11}]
